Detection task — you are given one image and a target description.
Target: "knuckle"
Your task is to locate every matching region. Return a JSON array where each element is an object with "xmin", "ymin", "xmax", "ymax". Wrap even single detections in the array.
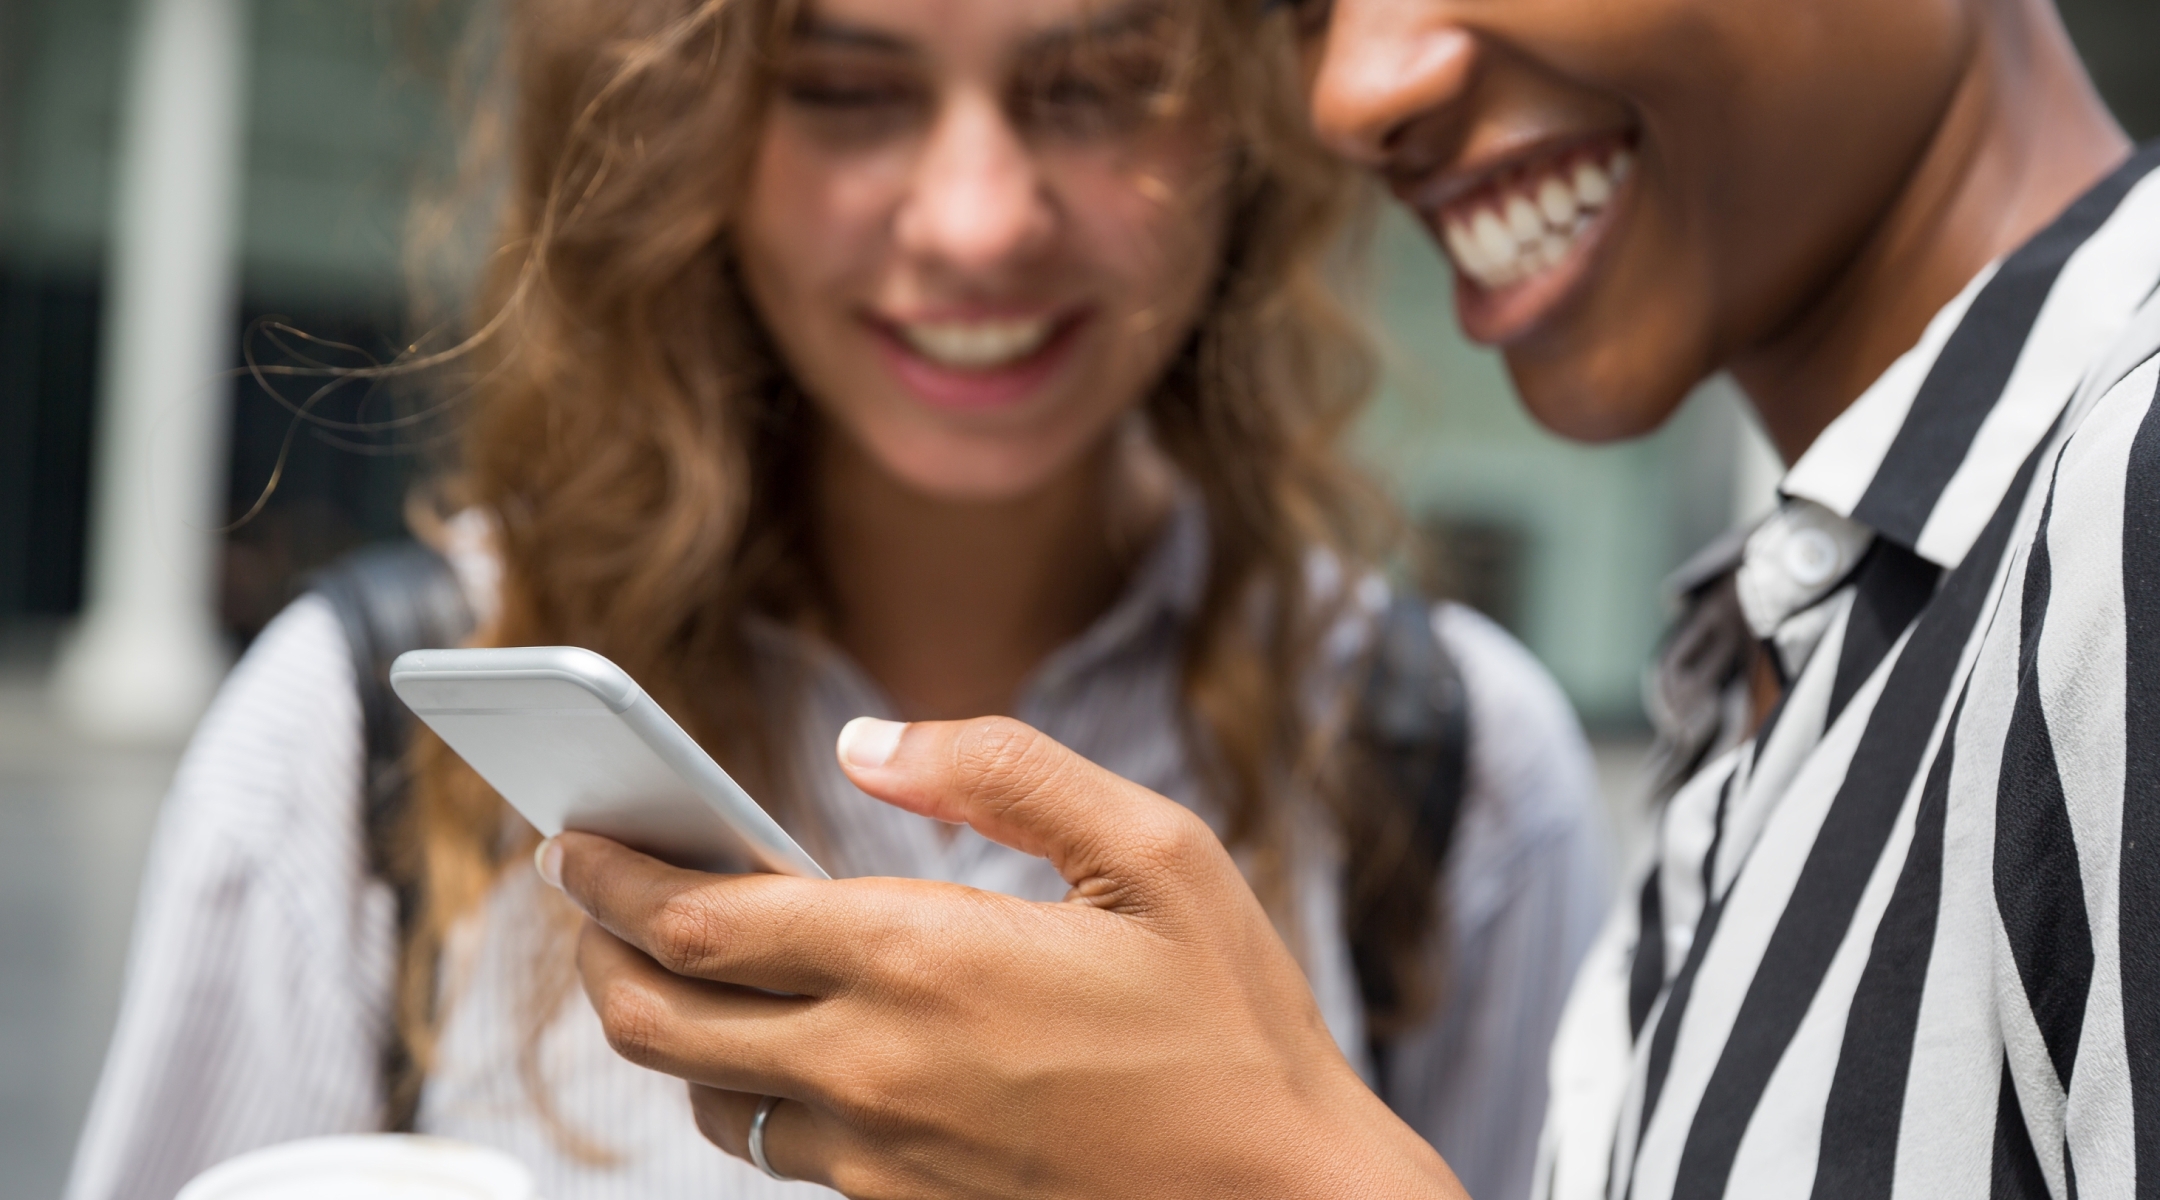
[
  {"xmin": 647, "ymin": 888, "xmax": 725, "ymax": 977},
  {"xmin": 1130, "ymin": 804, "xmax": 1222, "ymax": 873},
  {"xmin": 825, "ymin": 891, "xmax": 927, "ymax": 997},
  {"xmin": 1156, "ymin": 805, "xmax": 1221, "ymax": 860},
  {"xmin": 688, "ymin": 1088, "xmax": 744, "ymax": 1155},
  {"xmin": 831, "ymin": 1045, "xmax": 925, "ymax": 1138},
  {"xmin": 591, "ymin": 977, "xmax": 672, "ymax": 1068},
  {"xmin": 949, "ymin": 716, "xmax": 1056, "ymax": 809},
  {"xmin": 837, "ymin": 891, "xmax": 1007, "ymax": 1027},
  {"xmin": 809, "ymin": 895, "xmax": 982, "ymax": 1034},
  {"xmin": 689, "ymin": 1099, "xmax": 727, "ymax": 1149}
]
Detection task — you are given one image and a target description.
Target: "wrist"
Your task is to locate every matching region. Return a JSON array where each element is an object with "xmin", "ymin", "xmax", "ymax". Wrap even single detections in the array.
[{"xmin": 1220, "ymin": 1060, "xmax": 1466, "ymax": 1200}]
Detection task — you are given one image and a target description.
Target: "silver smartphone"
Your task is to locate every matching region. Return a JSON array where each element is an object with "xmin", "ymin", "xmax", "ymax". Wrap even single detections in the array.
[{"xmin": 389, "ymin": 646, "xmax": 828, "ymax": 878}]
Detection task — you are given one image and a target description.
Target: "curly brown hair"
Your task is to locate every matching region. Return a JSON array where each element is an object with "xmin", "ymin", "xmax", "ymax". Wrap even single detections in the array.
[{"xmin": 384, "ymin": 0, "xmax": 1445, "ymax": 1144}]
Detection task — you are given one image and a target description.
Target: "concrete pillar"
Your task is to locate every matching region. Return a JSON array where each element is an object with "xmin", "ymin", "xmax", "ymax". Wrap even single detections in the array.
[{"xmin": 51, "ymin": 0, "xmax": 249, "ymax": 744}]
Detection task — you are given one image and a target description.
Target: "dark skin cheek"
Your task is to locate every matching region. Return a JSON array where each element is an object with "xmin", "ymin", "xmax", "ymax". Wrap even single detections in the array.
[
  {"xmin": 1321, "ymin": 0, "xmax": 2120, "ymax": 457},
  {"xmin": 1498, "ymin": 191, "xmax": 1721, "ymax": 443},
  {"xmin": 1388, "ymin": 0, "xmax": 1978, "ymax": 446}
]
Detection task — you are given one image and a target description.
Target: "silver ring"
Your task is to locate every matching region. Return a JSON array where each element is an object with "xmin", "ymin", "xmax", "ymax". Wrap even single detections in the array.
[{"xmin": 748, "ymin": 1094, "xmax": 792, "ymax": 1182}]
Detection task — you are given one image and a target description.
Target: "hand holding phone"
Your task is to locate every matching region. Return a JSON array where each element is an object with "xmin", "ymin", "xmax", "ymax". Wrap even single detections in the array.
[{"xmin": 390, "ymin": 646, "xmax": 827, "ymax": 878}]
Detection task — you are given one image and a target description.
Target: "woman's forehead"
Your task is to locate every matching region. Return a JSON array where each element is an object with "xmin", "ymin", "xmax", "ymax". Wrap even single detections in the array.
[{"xmin": 788, "ymin": 0, "xmax": 1175, "ymax": 60}]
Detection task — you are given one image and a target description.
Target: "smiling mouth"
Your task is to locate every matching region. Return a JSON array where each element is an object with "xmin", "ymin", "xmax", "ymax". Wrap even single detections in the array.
[
  {"xmin": 1430, "ymin": 139, "xmax": 1633, "ymax": 295},
  {"xmin": 867, "ymin": 309, "xmax": 1089, "ymax": 412},
  {"xmin": 892, "ymin": 315, "xmax": 1059, "ymax": 372}
]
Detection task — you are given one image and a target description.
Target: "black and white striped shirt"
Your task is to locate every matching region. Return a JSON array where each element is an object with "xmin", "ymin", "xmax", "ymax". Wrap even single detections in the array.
[{"xmin": 1539, "ymin": 143, "xmax": 2160, "ymax": 1200}]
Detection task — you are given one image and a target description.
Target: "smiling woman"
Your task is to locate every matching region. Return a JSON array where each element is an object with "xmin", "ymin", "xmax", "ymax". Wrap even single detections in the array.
[
  {"xmin": 736, "ymin": 0, "xmax": 1236, "ymax": 500},
  {"xmin": 63, "ymin": 1, "xmax": 1609, "ymax": 1198}
]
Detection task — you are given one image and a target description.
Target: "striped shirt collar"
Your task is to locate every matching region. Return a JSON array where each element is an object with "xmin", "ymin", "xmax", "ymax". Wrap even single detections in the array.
[{"xmin": 1781, "ymin": 141, "xmax": 2160, "ymax": 570}]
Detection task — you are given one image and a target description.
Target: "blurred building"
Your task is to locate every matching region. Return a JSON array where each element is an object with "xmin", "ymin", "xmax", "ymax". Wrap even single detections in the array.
[
  {"xmin": 1, "ymin": 0, "xmax": 2156, "ymax": 726},
  {"xmin": 0, "ymin": 3, "xmax": 2156, "ymax": 1197},
  {"xmin": 0, "ymin": 0, "xmax": 442, "ymax": 657}
]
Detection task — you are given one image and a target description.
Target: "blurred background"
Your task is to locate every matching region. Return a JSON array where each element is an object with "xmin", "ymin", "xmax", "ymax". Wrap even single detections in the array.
[{"xmin": 2, "ymin": 0, "xmax": 2156, "ymax": 1194}]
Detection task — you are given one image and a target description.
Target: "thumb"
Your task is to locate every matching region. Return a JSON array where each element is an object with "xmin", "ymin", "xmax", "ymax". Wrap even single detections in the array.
[{"xmin": 836, "ymin": 716, "xmax": 1232, "ymax": 912}]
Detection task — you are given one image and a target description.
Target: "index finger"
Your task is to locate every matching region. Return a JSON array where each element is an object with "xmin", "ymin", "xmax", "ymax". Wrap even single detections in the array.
[{"xmin": 543, "ymin": 831, "xmax": 862, "ymax": 997}]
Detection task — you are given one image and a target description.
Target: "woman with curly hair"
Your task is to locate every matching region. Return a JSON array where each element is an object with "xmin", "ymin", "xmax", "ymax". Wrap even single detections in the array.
[{"xmin": 67, "ymin": 1, "xmax": 1606, "ymax": 1198}]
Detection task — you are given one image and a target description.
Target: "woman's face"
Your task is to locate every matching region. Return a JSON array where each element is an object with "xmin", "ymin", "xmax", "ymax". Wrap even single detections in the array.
[
  {"xmin": 1300, "ymin": 0, "xmax": 1973, "ymax": 442},
  {"xmin": 738, "ymin": 0, "xmax": 1232, "ymax": 502}
]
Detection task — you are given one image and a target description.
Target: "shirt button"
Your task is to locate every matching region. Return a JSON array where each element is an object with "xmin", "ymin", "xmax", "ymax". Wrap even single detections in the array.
[{"xmin": 1783, "ymin": 527, "xmax": 1843, "ymax": 588}]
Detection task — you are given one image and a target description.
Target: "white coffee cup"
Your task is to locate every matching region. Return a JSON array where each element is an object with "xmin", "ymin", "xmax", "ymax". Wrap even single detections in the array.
[{"xmin": 175, "ymin": 1135, "xmax": 537, "ymax": 1200}]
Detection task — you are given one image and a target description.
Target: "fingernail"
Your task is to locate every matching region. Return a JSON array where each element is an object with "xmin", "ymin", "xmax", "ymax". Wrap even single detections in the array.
[
  {"xmin": 535, "ymin": 836, "xmax": 563, "ymax": 890},
  {"xmin": 837, "ymin": 716, "xmax": 906, "ymax": 769}
]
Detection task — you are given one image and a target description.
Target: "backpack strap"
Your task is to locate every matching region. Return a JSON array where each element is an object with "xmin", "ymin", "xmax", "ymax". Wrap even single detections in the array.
[
  {"xmin": 307, "ymin": 539, "xmax": 475, "ymax": 1131},
  {"xmin": 1346, "ymin": 590, "xmax": 1471, "ymax": 1095}
]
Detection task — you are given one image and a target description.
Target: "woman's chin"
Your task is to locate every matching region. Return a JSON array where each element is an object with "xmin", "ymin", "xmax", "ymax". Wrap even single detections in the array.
[{"xmin": 878, "ymin": 454, "xmax": 1073, "ymax": 505}]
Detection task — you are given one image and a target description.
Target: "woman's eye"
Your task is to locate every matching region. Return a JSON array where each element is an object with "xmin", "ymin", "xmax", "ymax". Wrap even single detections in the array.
[
  {"xmin": 775, "ymin": 71, "xmax": 926, "ymax": 143},
  {"xmin": 1018, "ymin": 64, "xmax": 1164, "ymax": 137},
  {"xmin": 780, "ymin": 79, "xmax": 916, "ymax": 110},
  {"xmin": 1039, "ymin": 77, "xmax": 1112, "ymax": 112}
]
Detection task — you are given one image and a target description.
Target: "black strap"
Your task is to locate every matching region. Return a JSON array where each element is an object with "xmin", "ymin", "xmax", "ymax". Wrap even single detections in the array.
[
  {"xmin": 1348, "ymin": 591, "xmax": 1472, "ymax": 1092},
  {"xmin": 307, "ymin": 539, "xmax": 475, "ymax": 1131}
]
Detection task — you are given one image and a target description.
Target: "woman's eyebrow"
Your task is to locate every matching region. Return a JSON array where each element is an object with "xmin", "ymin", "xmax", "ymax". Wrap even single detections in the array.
[
  {"xmin": 1019, "ymin": 0, "xmax": 1167, "ymax": 56},
  {"xmin": 788, "ymin": 1, "xmax": 1164, "ymax": 60},
  {"xmin": 791, "ymin": 17, "xmax": 914, "ymax": 55}
]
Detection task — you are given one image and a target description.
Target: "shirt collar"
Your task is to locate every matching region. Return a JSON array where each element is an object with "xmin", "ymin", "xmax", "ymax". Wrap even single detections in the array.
[{"xmin": 1780, "ymin": 143, "xmax": 2160, "ymax": 571}]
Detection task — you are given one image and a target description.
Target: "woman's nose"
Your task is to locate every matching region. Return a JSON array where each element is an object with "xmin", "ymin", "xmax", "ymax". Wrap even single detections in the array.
[
  {"xmin": 895, "ymin": 94, "xmax": 1054, "ymax": 276},
  {"xmin": 1307, "ymin": 0, "xmax": 1477, "ymax": 168}
]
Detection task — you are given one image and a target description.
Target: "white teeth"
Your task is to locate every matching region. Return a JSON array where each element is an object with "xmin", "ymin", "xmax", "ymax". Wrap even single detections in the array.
[
  {"xmin": 897, "ymin": 317, "xmax": 1054, "ymax": 370},
  {"xmin": 1504, "ymin": 195, "xmax": 1543, "ymax": 244},
  {"xmin": 1537, "ymin": 233, "xmax": 1569, "ymax": 270},
  {"xmin": 1537, "ymin": 176, "xmax": 1577, "ymax": 227},
  {"xmin": 1443, "ymin": 220, "xmax": 1484, "ymax": 277},
  {"xmin": 1439, "ymin": 146, "xmax": 1634, "ymax": 292},
  {"xmin": 1572, "ymin": 161, "xmax": 1612, "ymax": 207},
  {"xmin": 1472, "ymin": 209, "xmax": 1515, "ymax": 273}
]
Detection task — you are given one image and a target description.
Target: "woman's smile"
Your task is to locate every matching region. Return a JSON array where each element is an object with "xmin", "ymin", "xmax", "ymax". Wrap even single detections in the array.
[
  {"xmin": 1404, "ymin": 133, "xmax": 1636, "ymax": 345},
  {"xmin": 863, "ymin": 306, "xmax": 1093, "ymax": 411}
]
